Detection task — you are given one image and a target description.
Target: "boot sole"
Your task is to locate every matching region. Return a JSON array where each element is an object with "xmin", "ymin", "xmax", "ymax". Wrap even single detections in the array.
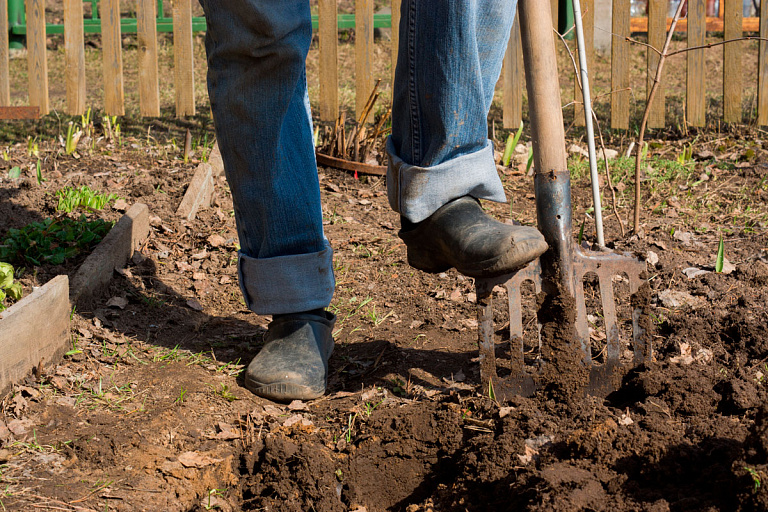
[{"xmin": 406, "ymin": 241, "xmax": 547, "ymax": 278}]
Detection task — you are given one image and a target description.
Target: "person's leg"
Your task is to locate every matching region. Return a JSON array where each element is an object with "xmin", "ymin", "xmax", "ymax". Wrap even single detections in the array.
[
  {"xmin": 388, "ymin": 0, "xmax": 547, "ymax": 277},
  {"xmin": 200, "ymin": 0, "xmax": 335, "ymax": 400}
]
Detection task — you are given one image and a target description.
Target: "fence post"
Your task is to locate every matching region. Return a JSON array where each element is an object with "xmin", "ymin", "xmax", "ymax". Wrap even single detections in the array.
[
  {"xmin": 138, "ymin": 0, "xmax": 160, "ymax": 117},
  {"xmin": 687, "ymin": 0, "xmax": 706, "ymax": 127},
  {"xmin": 318, "ymin": 0, "xmax": 338, "ymax": 122},
  {"xmin": 173, "ymin": 0, "xmax": 195, "ymax": 117},
  {"xmin": 391, "ymin": 0, "xmax": 400, "ymax": 89},
  {"xmin": 355, "ymin": 0, "xmax": 374, "ymax": 124},
  {"xmin": 26, "ymin": 0, "xmax": 48, "ymax": 115},
  {"xmin": 102, "ymin": 0, "xmax": 125, "ymax": 116},
  {"xmin": 573, "ymin": 0, "xmax": 594, "ymax": 127},
  {"xmin": 611, "ymin": 0, "xmax": 630, "ymax": 130},
  {"xmin": 503, "ymin": 12, "xmax": 523, "ymax": 129},
  {"xmin": 723, "ymin": 0, "xmax": 742, "ymax": 123},
  {"xmin": 647, "ymin": 0, "xmax": 666, "ymax": 128},
  {"xmin": 0, "ymin": 0, "xmax": 9, "ymax": 106},
  {"xmin": 758, "ymin": 0, "xmax": 768, "ymax": 125},
  {"xmin": 64, "ymin": 0, "xmax": 86, "ymax": 115}
]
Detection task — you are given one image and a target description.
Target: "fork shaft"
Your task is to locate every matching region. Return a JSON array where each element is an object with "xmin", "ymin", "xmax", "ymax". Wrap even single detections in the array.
[{"xmin": 519, "ymin": 0, "xmax": 574, "ymax": 296}]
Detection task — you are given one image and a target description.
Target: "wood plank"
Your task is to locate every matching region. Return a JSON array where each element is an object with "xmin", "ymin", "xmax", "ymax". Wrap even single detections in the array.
[
  {"xmin": 173, "ymin": 0, "xmax": 195, "ymax": 116},
  {"xmin": 102, "ymin": 0, "xmax": 125, "ymax": 115},
  {"xmin": 629, "ymin": 16, "xmax": 760, "ymax": 32},
  {"xmin": 687, "ymin": 0, "xmax": 706, "ymax": 127},
  {"xmin": 0, "ymin": 0, "xmax": 9, "ymax": 106},
  {"xmin": 0, "ymin": 275, "xmax": 70, "ymax": 396},
  {"xmin": 760, "ymin": 0, "xmax": 768, "ymax": 125},
  {"xmin": 574, "ymin": 0, "xmax": 594, "ymax": 126},
  {"xmin": 391, "ymin": 0, "xmax": 401, "ymax": 88},
  {"xmin": 138, "ymin": 0, "xmax": 160, "ymax": 117},
  {"xmin": 64, "ymin": 0, "xmax": 86, "ymax": 115},
  {"xmin": 503, "ymin": 14, "xmax": 523, "ymax": 129},
  {"xmin": 0, "ymin": 106, "xmax": 40, "ymax": 119},
  {"xmin": 355, "ymin": 0, "xmax": 374, "ymax": 124},
  {"xmin": 551, "ymin": 0, "xmax": 559, "ymax": 34},
  {"xmin": 647, "ymin": 0, "xmax": 666, "ymax": 128},
  {"xmin": 723, "ymin": 0, "xmax": 742, "ymax": 123},
  {"xmin": 611, "ymin": 0, "xmax": 630, "ymax": 130},
  {"xmin": 26, "ymin": 0, "xmax": 49, "ymax": 115},
  {"xmin": 318, "ymin": 0, "xmax": 338, "ymax": 122},
  {"xmin": 70, "ymin": 204, "xmax": 150, "ymax": 305}
]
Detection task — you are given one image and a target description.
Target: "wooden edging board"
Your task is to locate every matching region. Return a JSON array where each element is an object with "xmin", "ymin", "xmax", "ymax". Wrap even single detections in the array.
[
  {"xmin": 70, "ymin": 202, "xmax": 150, "ymax": 305},
  {"xmin": 176, "ymin": 162, "xmax": 214, "ymax": 221},
  {"xmin": 0, "ymin": 275, "xmax": 70, "ymax": 395}
]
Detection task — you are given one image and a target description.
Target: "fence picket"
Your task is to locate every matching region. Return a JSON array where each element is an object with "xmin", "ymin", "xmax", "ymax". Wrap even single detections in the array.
[
  {"xmin": 0, "ymin": 0, "xmax": 9, "ymax": 106},
  {"xmin": 687, "ymin": 0, "xmax": 706, "ymax": 126},
  {"xmin": 318, "ymin": 0, "xmax": 338, "ymax": 122},
  {"xmin": 102, "ymin": 0, "xmax": 125, "ymax": 115},
  {"xmin": 647, "ymin": 0, "xmax": 666, "ymax": 128},
  {"xmin": 611, "ymin": 0, "xmax": 630, "ymax": 130},
  {"xmin": 723, "ymin": 0, "xmax": 742, "ymax": 123},
  {"xmin": 391, "ymin": 0, "xmax": 401, "ymax": 88},
  {"xmin": 355, "ymin": 0, "xmax": 374, "ymax": 124},
  {"xmin": 573, "ymin": 0, "xmax": 594, "ymax": 127},
  {"xmin": 759, "ymin": 0, "xmax": 768, "ymax": 125},
  {"xmin": 64, "ymin": 0, "xmax": 86, "ymax": 115},
  {"xmin": 551, "ymin": 0, "xmax": 559, "ymax": 35},
  {"xmin": 138, "ymin": 0, "xmax": 160, "ymax": 117},
  {"xmin": 503, "ymin": 14, "xmax": 523, "ymax": 129},
  {"xmin": 173, "ymin": 0, "xmax": 195, "ymax": 116},
  {"xmin": 26, "ymin": 0, "xmax": 48, "ymax": 114}
]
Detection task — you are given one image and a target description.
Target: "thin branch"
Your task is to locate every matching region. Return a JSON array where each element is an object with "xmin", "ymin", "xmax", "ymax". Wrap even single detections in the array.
[{"xmin": 666, "ymin": 36, "xmax": 768, "ymax": 56}]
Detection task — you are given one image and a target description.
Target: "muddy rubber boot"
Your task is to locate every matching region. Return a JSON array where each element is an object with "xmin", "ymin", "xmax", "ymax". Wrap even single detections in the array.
[
  {"xmin": 244, "ymin": 310, "xmax": 336, "ymax": 401},
  {"xmin": 399, "ymin": 196, "xmax": 548, "ymax": 278}
]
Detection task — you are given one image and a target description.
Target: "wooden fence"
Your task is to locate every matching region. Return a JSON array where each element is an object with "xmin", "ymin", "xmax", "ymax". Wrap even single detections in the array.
[{"xmin": 1, "ymin": 0, "xmax": 767, "ymax": 127}]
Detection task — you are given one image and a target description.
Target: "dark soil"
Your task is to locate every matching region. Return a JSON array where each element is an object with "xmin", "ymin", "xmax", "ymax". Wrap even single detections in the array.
[{"xmin": 1, "ymin": 114, "xmax": 768, "ymax": 512}]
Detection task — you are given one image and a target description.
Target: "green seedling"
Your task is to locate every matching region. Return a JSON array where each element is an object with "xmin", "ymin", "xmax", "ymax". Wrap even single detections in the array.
[
  {"xmin": 35, "ymin": 159, "xmax": 44, "ymax": 184},
  {"xmin": 488, "ymin": 378, "xmax": 496, "ymax": 401},
  {"xmin": 64, "ymin": 121, "xmax": 83, "ymax": 156},
  {"xmin": 502, "ymin": 120, "xmax": 524, "ymax": 167},
  {"xmin": 344, "ymin": 413, "xmax": 358, "ymax": 443},
  {"xmin": 27, "ymin": 137, "xmax": 39, "ymax": 158},
  {"xmin": 0, "ymin": 216, "xmax": 113, "ymax": 267},
  {"xmin": 526, "ymin": 147, "xmax": 534, "ymax": 174},
  {"xmin": 212, "ymin": 383, "xmax": 239, "ymax": 402},
  {"xmin": 363, "ymin": 398, "xmax": 385, "ymax": 417},
  {"xmin": 745, "ymin": 466, "xmax": 762, "ymax": 493},
  {"xmin": 0, "ymin": 262, "xmax": 23, "ymax": 312},
  {"xmin": 715, "ymin": 236, "xmax": 725, "ymax": 273},
  {"xmin": 7, "ymin": 166, "xmax": 20, "ymax": 180},
  {"xmin": 56, "ymin": 185, "xmax": 119, "ymax": 213},
  {"xmin": 175, "ymin": 386, "xmax": 187, "ymax": 405},
  {"xmin": 578, "ymin": 217, "xmax": 586, "ymax": 246},
  {"xmin": 2, "ymin": 148, "xmax": 9, "ymax": 161},
  {"xmin": 204, "ymin": 488, "xmax": 225, "ymax": 510}
]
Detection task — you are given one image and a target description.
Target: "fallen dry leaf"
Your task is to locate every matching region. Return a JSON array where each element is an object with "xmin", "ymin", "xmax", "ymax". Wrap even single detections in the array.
[{"xmin": 178, "ymin": 451, "xmax": 223, "ymax": 468}]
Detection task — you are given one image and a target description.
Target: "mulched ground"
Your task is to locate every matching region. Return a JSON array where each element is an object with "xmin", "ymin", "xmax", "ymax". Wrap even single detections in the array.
[{"xmin": 1, "ymin": 118, "xmax": 767, "ymax": 512}]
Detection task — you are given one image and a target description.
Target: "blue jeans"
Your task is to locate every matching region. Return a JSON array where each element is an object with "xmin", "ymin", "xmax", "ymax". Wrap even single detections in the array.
[{"xmin": 200, "ymin": 0, "xmax": 517, "ymax": 315}]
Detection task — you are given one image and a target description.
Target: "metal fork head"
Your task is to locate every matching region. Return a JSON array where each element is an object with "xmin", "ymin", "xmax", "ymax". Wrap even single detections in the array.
[{"xmin": 476, "ymin": 247, "xmax": 651, "ymax": 400}]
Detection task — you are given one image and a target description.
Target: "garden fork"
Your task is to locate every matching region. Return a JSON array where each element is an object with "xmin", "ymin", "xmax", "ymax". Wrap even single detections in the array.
[{"xmin": 475, "ymin": 0, "xmax": 652, "ymax": 399}]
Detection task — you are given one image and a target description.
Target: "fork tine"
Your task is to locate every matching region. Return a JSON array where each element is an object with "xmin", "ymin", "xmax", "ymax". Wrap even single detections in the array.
[{"xmin": 598, "ymin": 271, "xmax": 621, "ymax": 363}]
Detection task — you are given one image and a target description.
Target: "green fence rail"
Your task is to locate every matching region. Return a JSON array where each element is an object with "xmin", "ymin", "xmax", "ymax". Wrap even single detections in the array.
[{"xmin": 6, "ymin": 0, "xmax": 392, "ymax": 37}]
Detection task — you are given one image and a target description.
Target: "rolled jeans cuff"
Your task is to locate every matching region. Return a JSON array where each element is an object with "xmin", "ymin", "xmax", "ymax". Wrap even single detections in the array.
[
  {"xmin": 237, "ymin": 243, "xmax": 335, "ymax": 315},
  {"xmin": 386, "ymin": 138, "xmax": 507, "ymax": 223}
]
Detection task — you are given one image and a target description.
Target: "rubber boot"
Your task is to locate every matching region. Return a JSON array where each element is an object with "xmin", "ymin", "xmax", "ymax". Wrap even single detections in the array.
[
  {"xmin": 245, "ymin": 310, "xmax": 336, "ymax": 401},
  {"xmin": 399, "ymin": 196, "xmax": 548, "ymax": 278}
]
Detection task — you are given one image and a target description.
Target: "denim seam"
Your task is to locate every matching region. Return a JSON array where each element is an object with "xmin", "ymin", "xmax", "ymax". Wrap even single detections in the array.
[{"xmin": 406, "ymin": 0, "xmax": 419, "ymax": 167}]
